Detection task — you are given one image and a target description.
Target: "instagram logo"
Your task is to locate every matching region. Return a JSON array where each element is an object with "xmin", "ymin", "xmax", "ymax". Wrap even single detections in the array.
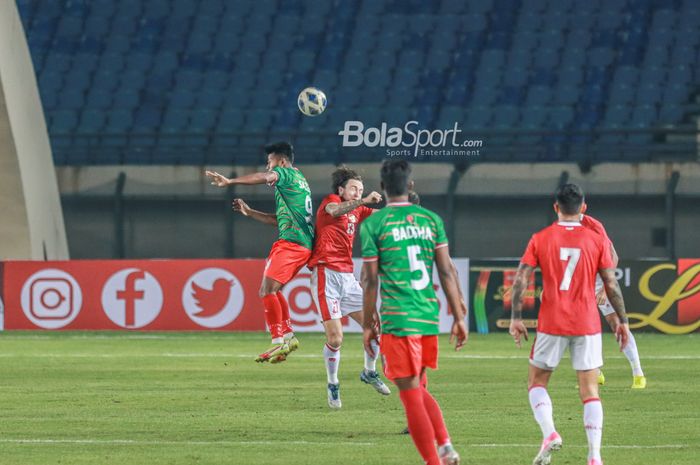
[
  {"xmin": 21, "ymin": 269, "xmax": 83, "ymax": 329},
  {"xmin": 101, "ymin": 268, "xmax": 163, "ymax": 328}
]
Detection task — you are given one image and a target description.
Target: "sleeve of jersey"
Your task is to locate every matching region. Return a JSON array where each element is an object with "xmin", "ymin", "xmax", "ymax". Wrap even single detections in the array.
[
  {"xmin": 583, "ymin": 215, "xmax": 611, "ymax": 242},
  {"xmin": 271, "ymin": 167, "xmax": 288, "ymax": 187},
  {"xmin": 359, "ymin": 205, "xmax": 374, "ymax": 222},
  {"xmin": 434, "ymin": 215, "xmax": 448, "ymax": 250},
  {"xmin": 598, "ymin": 238, "xmax": 616, "ymax": 270},
  {"xmin": 360, "ymin": 220, "xmax": 378, "ymax": 262},
  {"xmin": 521, "ymin": 236, "xmax": 538, "ymax": 267}
]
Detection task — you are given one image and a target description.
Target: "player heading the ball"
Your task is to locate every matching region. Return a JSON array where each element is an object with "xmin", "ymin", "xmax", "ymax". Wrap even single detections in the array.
[{"xmin": 206, "ymin": 142, "xmax": 314, "ymax": 363}]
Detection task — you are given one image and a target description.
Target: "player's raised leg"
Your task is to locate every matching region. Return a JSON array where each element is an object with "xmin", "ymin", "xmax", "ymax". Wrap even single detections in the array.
[
  {"xmin": 311, "ymin": 266, "xmax": 345, "ymax": 407},
  {"xmin": 321, "ymin": 319, "xmax": 342, "ymax": 409},
  {"xmin": 256, "ymin": 275, "xmax": 290, "ymax": 363},
  {"xmin": 257, "ymin": 240, "xmax": 311, "ymax": 363},
  {"xmin": 276, "ymin": 291, "xmax": 299, "ymax": 352}
]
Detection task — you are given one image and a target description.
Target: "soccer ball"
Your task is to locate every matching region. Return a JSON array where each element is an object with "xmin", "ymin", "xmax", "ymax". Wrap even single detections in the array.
[{"xmin": 297, "ymin": 87, "xmax": 327, "ymax": 116}]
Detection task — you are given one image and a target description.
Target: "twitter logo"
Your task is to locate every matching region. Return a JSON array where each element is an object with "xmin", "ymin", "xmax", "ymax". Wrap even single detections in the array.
[{"xmin": 182, "ymin": 269, "xmax": 244, "ymax": 328}]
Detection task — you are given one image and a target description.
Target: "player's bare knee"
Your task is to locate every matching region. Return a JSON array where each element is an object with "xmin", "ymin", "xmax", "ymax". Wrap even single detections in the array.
[
  {"xmin": 326, "ymin": 331, "xmax": 343, "ymax": 348},
  {"xmin": 579, "ymin": 385, "xmax": 599, "ymax": 401},
  {"xmin": 259, "ymin": 278, "xmax": 282, "ymax": 297}
]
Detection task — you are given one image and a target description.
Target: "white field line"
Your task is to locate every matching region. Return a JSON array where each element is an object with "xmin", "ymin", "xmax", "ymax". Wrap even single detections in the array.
[
  {"xmin": 0, "ymin": 438, "xmax": 690, "ymax": 449},
  {"xmin": 0, "ymin": 353, "xmax": 698, "ymax": 360}
]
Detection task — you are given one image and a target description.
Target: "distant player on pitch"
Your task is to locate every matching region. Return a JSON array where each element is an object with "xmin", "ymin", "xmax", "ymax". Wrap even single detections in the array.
[
  {"xmin": 580, "ymin": 213, "xmax": 646, "ymax": 389},
  {"xmin": 579, "ymin": 213, "xmax": 646, "ymax": 388},
  {"xmin": 307, "ymin": 166, "xmax": 391, "ymax": 409},
  {"xmin": 510, "ymin": 183, "xmax": 629, "ymax": 465},
  {"xmin": 362, "ymin": 160, "xmax": 468, "ymax": 465},
  {"xmin": 206, "ymin": 142, "xmax": 313, "ymax": 363}
]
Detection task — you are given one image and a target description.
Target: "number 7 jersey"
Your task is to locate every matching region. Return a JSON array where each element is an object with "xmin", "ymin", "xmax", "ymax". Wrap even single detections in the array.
[
  {"xmin": 521, "ymin": 221, "xmax": 615, "ymax": 336},
  {"xmin": 360, "ymin": 201, "xmax": 448, "ymax": 336},
  {"xmin": 271, "ymin": 166, "xmax": 314, "ymax": 250}
]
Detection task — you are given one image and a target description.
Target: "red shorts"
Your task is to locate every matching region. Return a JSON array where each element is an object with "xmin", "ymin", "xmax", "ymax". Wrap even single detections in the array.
[
  {"xmin": 380, "ymin": 334, "xmax": 439, "ymax": 380},
  {"xmin": 264, "ymin": 240, "xmax": 312, "ymax": 284}
]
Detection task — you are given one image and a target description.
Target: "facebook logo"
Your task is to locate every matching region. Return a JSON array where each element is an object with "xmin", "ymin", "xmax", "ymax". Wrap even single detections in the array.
[{"xmin": 101, "ymin": 268, "xmax": 163, "ymax": 328}]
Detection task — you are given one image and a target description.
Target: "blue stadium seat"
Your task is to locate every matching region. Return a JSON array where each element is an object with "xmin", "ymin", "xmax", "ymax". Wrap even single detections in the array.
[
  {"xmin": 51, "ymin": 110, "xmax": 79, "ymax": 133},
  {"xmin": 78, "ymin": 109, "xmax": 106, "ymax": 133},
  {"xmin": 548, "ymin": 106, "xmax": 574, "ymax": 129},
  {"xmin": 18, "ymin": 0, "xmax": 697, "ymax": 165},
  {"xmin": 659, "ymin": 104, "xmax": 684, "ymax": 124},
  {"xmin": 521, "ymin": 105, "xmax": 547, "ymax": 129}
]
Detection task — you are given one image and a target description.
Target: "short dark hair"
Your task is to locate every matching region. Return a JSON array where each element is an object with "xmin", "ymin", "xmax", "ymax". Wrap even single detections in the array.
[
  {"xmin": 555, "ymin": 183, "xmax": 585, "ymax": 215},
  {"xmin": 408, "ymin": 190, "xmax": 420, "ymax": 205},
  {"xmin": 380, "ymin": 159, "xmax": 412, "ymax": 196},
  {"xmin": 331, "ymin": 165, "xmax": 362, "ymax": 195},
  {"xmin": 264, "ymin": 141, "xmax": 294, "ymax": 164}
]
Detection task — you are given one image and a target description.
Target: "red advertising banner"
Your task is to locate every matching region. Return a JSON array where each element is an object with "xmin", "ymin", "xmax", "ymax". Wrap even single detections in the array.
[
  {"xmin": 2, "ymin": 260, "xmax": 267, "ymax": 331},
  {"xmin": 677, "ymin": 259, "xmax": 700, "ymax": 325},
  {"xmin": 1, "ymin": 258, "xmax": 470, "ymax": 332}
]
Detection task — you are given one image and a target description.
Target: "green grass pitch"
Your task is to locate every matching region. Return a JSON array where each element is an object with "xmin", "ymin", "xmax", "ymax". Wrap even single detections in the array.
[{"xmin": 0, "ymin": 332, "xmax": 696, "ymax": 465}]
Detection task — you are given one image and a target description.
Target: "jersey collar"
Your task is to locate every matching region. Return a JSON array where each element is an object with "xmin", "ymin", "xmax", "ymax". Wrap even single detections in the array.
[
  {"xmin": 387, "ymin": 202, "xmax": 412, "ymax": 207},
  {"xmin": 558, "ymin": 221, "xmax": 582, "ymax": 227}
]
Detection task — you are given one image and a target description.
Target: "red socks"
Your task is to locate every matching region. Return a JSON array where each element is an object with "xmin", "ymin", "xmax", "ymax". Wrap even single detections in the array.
[
  {"xmin": 422, "ymin": 388, "xmax": 450, "ymax": 447},
  {"xmin": 262, "ymin": 294, "xmax": 284, "ymax": 340},
  {"xmin": 399, "ymin": 388, "xmax": 441, "ymax": 465},
  {"xmin": 276, "ymin": 291, "xmax": 293, "ymax": 335}
]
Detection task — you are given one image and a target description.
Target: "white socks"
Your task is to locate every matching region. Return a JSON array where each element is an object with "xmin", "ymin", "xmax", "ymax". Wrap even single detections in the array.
[
  {"xmin": 364, "ymin": 339, "xmax": 379, "ymax": 372},
  {"xmin": 583, "ymin": 399, "xmax": 603, "ymax": 461},
  {"xmin": 529, "ymin": 386, "xmax": 556, "ymax": 438},
  {"xmin": 323, "ymin": 343, "xmax": 340, "ymax": 384},
  {"xmin": 622, "ymin": 332, "xmax": 644, "ymax": 377}
]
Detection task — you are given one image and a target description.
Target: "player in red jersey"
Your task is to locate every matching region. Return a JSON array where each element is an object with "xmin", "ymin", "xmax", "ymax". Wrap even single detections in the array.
[
  {"xmin": 307, "ymin": 166, "xmax": 390, "ymax": 409},
  {"xmin": 206, "ymin": 142, "xmax": 313, "ymax": 363},
  {"xmin": 580, "ymin": 214, "xmax": 646, "ymax": 389},
  {"xmin": 510, "ymin": 184, "xmax": 630, "ymax": 465}
]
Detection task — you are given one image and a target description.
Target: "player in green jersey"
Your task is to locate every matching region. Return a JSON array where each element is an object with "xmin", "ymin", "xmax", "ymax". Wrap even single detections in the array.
[
  {"xmin": 361, "ymin": 159, "xmax": 468, "ymax": 465},
  {"xmin": 206, "ymin": 142, "xmax": 314, "ymax": 363}
]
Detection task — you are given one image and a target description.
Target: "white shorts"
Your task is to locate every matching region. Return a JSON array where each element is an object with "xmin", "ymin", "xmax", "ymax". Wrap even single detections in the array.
[
  {"xmin": 595, "ymin": 275, "xmax": 616, "ymax": 316},
  {"xmin": 530, "ymin": 332, "xmax": 603, "ymax": 371},
  {"xmin": 310, "ymin": 266, "xmax": 363, "ymax": 321}
]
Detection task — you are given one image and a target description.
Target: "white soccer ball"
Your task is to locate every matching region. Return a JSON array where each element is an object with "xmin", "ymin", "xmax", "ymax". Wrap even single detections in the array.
[{"xmin": 297, "ymin": 87, "xmax": 327, "ymax": 116}]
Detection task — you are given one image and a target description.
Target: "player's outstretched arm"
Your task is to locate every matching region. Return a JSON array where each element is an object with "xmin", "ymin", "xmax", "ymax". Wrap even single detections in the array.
[
  {"xmin": 232, "ymin": 198, "xmax": 277, "ymax": 225},
  {"xmin": 205, "ymin": 170, "xmax": 278, "ymax": 187},
  {"xmin": 509, "ymin": 263, "xmax": 533, "ymax": 348},
  {"xmin": 600, "ymin": 268, "xmax": 630, "ymax": 350},
  {"xmin": 325, "ymin": 191, "xmax": 383, "ymax": 217},
  {"xmin": 435, "ymin": 247, "xmax": 468, "ymax": 350},
  {"xmin": 361, "ymin": 260, "xmax": 380, "ymax": 358}
]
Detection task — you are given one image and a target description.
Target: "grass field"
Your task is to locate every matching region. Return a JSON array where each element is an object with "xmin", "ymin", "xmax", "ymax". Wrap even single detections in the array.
[{"xmin": 0, "ymin": 331, "xmax": 696, "ymax": 465}]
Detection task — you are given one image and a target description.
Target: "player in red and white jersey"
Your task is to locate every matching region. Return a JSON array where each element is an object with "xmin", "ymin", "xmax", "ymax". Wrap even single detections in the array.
[
  {"xmin": 307, "ymin": 166, "xmax": 390, "ymax": 409},
  {"xmin": 510, "ymin": 184, "xmax": 630, "ymax": 465},
  {"xmin": 580, "ymin": 214, "xmax": 646, "ymax": 389}
]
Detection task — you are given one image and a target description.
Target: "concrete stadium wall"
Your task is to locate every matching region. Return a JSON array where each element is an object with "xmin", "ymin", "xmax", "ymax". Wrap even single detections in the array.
[
  {"xmin": 0, "ymin": 2, "xmax": 68, "ymax": 259},
  {"xmin": 57, "ymin": 162, "xmax": 700, "ymax": 259},
  {"xmin": 60, "ymin": 183, "xmax": 700, "ymax": 260}
]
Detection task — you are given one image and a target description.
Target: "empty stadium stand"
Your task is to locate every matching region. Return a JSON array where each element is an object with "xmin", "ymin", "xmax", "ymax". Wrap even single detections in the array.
[{"xmin": 16, "ymin": 0, "xmax": 700, "ymax": 165}]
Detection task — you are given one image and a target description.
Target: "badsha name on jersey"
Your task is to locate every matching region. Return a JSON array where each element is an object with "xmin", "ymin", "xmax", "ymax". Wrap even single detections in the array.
[{"xmin": 391, "ymin": 225, "xmax": 434, "ymax": 242}]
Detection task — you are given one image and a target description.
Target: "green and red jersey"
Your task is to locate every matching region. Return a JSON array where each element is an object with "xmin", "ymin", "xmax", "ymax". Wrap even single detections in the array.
[
  {"xmin": 271, "ymin": 166, "xmax": 314, "ymax": 250},
  {"xmin": 360, "ymin": 201, "xmax": 448, "ymax": 336}
]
